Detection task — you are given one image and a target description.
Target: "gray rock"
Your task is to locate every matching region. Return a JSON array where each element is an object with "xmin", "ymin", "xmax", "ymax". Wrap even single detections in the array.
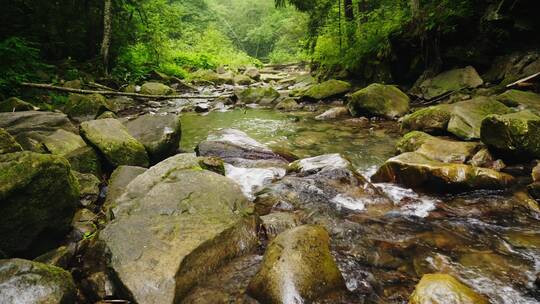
[
  {"xmin": 416, "ymin": 66, "xmax": 483, "ymax": 100},
  {"xmin": 104, "ymin": 165, "xmax": 147, "ymax": 213}
]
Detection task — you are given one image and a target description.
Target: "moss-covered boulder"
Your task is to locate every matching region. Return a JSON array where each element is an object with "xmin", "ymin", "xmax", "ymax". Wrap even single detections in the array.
[
  {"xmin": 0, "ymin": 259, "xmax": 76, "ymax": 304},
  {"xmin": 0, "ymin": 97, "xmax": 37, "ymax": 112},
  {"xmin": 496, "ymin": 89, "xmax": 540, "ymax": 115},
  {"xmin": 302, "ymin": 79, "xmax": 351, "ymax": 100},
  {"xmin": 235, "ymin": 87, "xmax": 280, "ymax": 105},
  {"xmin": 274, "ymin": 98, "xmax": 301, "ymax": 111},
  {"xmin": 417, "ymin": 66, "xmax": 484, "ymax": 100},
  {"xmin": 107, "ymin": 96, "xmax": 136, "ymax": 112},
  {"xmin": 140, "ymin": 82, "xmax": 174, "ymax": 95},
  {"xmin": 348, "ymin": 83, "xmax": 410, "ymax": 119},
  {"xmin": 372, "ymin": 152, "xmax": 515, "ymax": 191},
  {"xmin": 97, "ymin": 153, "xmax": 259, "ymax": 303},
  {"xmin": 409, "ymin": 273, "xmax": 488, "ymax": 304},
  {"xmin": 124, "ymin": 114, "xmax": 181, "ymax": 163},
  {"xmin": 64, "ymin": 93, "xmax": 113, "ymax": 122},
  {"xmin": 41, "ymin": 129, "xmax": 87, "ymax": 156},
  {"xmin": 64, "ymin": 146, "xmax": 102, "ymax": 176},
  {"xmin": 247, "ymin": 225, "xmax": 345, "ymax": 303},
  {"xmin": 80, "ymin": 118, "xmax": 149, "ymax": 168},
  {"xmin": 315, "ymin": 107, "xmax": 350, "ymax": 120},
  {"xmin": 397, "ymin": 131, "xmax": 481, "ymax": 163},
  {"xmin": 480, "ymin": 110, "xmax": 540, "ymax": 158},
  {"xmin": 234, "ymin": 74, "xmax": 254, "ymax": 85},
  {"xmin": 0, "ymin": 128, "xmax": 22, "ymax": 154},
  {"xmin": 0, "ymin": 152, "xmax": 79, "ymax": 256},
  {"xmin": 400, "ymin": 104, "xmax": 453, "ymax": 134},
  {"xmin": 191, "ymin": 69, "xmax": 232, "ymax": 85},
  {"xmin": 447, "ymin": 96, "xmax": 512, "ymax": 140}
]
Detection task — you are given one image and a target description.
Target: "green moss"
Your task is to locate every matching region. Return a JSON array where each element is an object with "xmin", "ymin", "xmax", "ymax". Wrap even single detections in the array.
[
  {"xmin": 0, "ymin": 128, "xmax": 22, "ymax": 154},
  {"xmin": 64, "ymin": 146, "xmax": 102, "ymax": 176},
  {"xmin": 400, "ymin": 105, "xmax": 453, "ymax": 134},
  {"xmin": 348, "ymin": 83, "xmax": 410, "ymax": 119},
  {"xmin": 235, "ymin": 87, "xmax": 280, "ymax": 105},
  {"xmin": 64, "ymin": 93, "xmax": 112, "ymax": 122},
  {"xmin": 302, "ymin": 79, "xmax": 351, "ymax": 100},
  {"xmin": 0, "ymin": 97, "xmax": 37, "ymax": 112}
]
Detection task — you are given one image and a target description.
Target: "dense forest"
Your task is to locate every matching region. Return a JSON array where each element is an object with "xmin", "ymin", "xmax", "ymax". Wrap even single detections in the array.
[{"xmin": 1, "ymin": 0, "xmax": 540, "ymax": 303}]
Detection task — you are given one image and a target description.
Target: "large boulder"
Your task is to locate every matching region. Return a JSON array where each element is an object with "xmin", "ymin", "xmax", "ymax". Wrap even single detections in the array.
[
  {"xmin": 0, "ymin": 97, "xmax": 37, "ymax": 112},
  {"xmin": 400, "ymin": 104, "xmax": 453, "ymax": 134},
  {"xmin": 446, "ymin": 96, "xmax": 512, "ymax": 140},
  {"xmin": 140, "ymin": 82, "xmax": 174, "ymax": 95},
  {"xmin": 64, "ymin": 93, "xmax": 113, "ymax": 122},
  {"xmin": 0, "ymin": 152, "xmax": 79, "ymax": 256},
  {"xmin": 0, "ymin": 111, "xmax": 76, "ymax": 152},
  {"xmin": 496, "ymin": 89, "xmax": 540, "ymax": 115},
  {"xmin": 0, "ymin": 128, "xmax": 22, "ymax": 154},
  {"xmin": 372, "ymin": 152, "xmax": 515, "ymax": 191},
  {"xmin": 302, "ymin": 79, "xmax": 351, "ymax": 100},
  {"xmin": 247, "ymin": 225, "xmax": 345, "ymax": 303},
  {"xmin": 41, "ymin": 129, "xmax": 87, "ymax": 156},
  {"xmin": 125, "ymin": 114, "xmax": 181, "ymax": 163},
  {"xmin": 348, "ymin": 83, "xmax": 410, "ymax": 119},
  {"xmin": 80, "ymin": 118, "xmax": 149, "ymax": 168},
  {"xmin": 0, "ymin": 259, "xmax": 76, "ymax": 304},
  {"xmin": 409, "ymin": 273, "xmax": 488, "ymax": 304},
  {"xmin": 480, "ymin": 110, "xmax": 540, "ymax": 158},
  {"xmin": 397, "ymin": 131, "xmax": 481, "ymax": 163},
  {"xmin": 235, "ymin": 87, "xmax": 280, "ymax": 105},
  {"xmin": 103, "ymin": 165, "xmax": 147, "ymax": 212},
  {"xmin": 417, "ymin": 66, "xmax": 484, "ymax": 100},
  {"xmin": 97, "ymin": 154, "xmax": 259, "ymax": 303}
]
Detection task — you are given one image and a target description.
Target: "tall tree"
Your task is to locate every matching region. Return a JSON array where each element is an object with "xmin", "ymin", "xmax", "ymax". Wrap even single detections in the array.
[
  {"xmin": 344, "ymin": 0, "xmax": 354, "ymax": 21},
  {"xmin": 100, "ymin": 0, "xmax": 112, "ymax": 74}
]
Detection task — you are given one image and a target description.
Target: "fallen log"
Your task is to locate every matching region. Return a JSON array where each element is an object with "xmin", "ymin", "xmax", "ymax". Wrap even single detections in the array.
[
  {"xmin": 506, "ymin": 72, "xmax": 540, "ymax": 88},
  {"xmin": 20, "ymin": 82, "xmax": 231, "ymax": 99}
]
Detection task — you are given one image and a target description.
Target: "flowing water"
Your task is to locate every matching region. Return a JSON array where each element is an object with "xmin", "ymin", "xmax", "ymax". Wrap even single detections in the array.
[{"xmin": 177, "ymin": 107, "xmax": 540, "ymax": 303}]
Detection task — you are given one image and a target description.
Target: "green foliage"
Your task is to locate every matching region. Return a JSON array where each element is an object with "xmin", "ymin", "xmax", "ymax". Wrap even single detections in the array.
[{"xmin": 0, "ymin": 37, "xmax": 50, "ymax": 96}]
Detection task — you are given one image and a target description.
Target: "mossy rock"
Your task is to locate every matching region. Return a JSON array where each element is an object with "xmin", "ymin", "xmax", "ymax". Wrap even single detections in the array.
[
  {"xmin": 234, "ymin": 74, "xmax": 254, "ymax": 85},
  {"xmin": 409, "ymin": 273, "xmax": 488, "ymax": 304},
  {"xmin": 348, "ymin": 83, "xmax": 410, "ymax": 119},
  {"xmin": 496, "ymin": 89, "xmax": 540, "ymax": 115},
  {"xmin": 274, "ymin": 98, "xmax": 301, "ymax": 112},
  {"xmin": 400, "ymin": 105, "xmax": 453, "ymax": 134},
  {"xmin": 0, "ymin": 152, "xmax": 79, "ymax": 256},
  {"xmin": 372, "ymin": 152, "xmax": 515, "ymax": 192},
  {"xmin": 397, "ymin": 131, "xmax": 481, "ymax": 164},
  {"xmin": 64, "ymin": 146, "xmax": 102, "ymax": 176},
  {"xmin": 418, "ymin": 66, "xmax": 484, "ymax": 100},
  {"xmin": 235, "ymin": 87, "xmax": 280, "ymax": 105},
  {"xmin": 80, "ymin": 118, "xmax": 149, "ymax": 168},
  {"xmin": 480, "ymin": 110, "xmax": 540, "ymax": 159},
  {"xmin": 97, "ymin": 111, "xmax": 117, "ymax": 119},
  {"xmin": 302, "ymin": 79, "xmax": 351, "ymax": 100},
  {"xmin": 140, "ymin": 82, "xmax": 174, "ymax": 95},
  {"xmin": 63, "ymin": 79, "xmax": 82, "ymax": 89},
  {"xmin": 72, "ymin": 171, "xmax": 100, "ymax": 207},
  {"xmin": 0, "ymin": 97, "xmax": 37, "ymax": 112},
  {"xmin": 0, "ymin": 259, "xmax": 76, "ymax": 303},
  {"xmin": 41, "ymin": 129, "xmax": 87, "ymax": 156},
  {"xmin": 124, "ymin": 114, "xmax": 181, "ymax": 164},
  {"xmin": 247, "ymin": 225, "xmax": 345, "ymax": 303},
  {"xmin": 191, "ymin": 70, "xmax": 226, "ymax": 85},
  {"xmin": 64, "ymin": 93, "xmax": 113, "ymax": 122},
  {"xmin": 0, "ymin": 128, "xmax": 22, "ymax": 154}
]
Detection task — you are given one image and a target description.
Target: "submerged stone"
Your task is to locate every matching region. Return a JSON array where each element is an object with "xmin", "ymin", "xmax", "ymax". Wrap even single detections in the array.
[
  {"xmin": 409, "ymin": 273, "xmax": 488, "ymax": 304},
  {"xmin": 302, "ymin": 79, "xmax": 351, "ymax": 100},
  {"xmin": 348, "ymin": 83, "xmax": 410, "ymax": 119},
  {"xmin": 247, "ymin": 225, "xmax": 345, "ymax": 303},
  {"xmin": 417, "ymin": 66, "xmax": 483, "ymax": 100}
]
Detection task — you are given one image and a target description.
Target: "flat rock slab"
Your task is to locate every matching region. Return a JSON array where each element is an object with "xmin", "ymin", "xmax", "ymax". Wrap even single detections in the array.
[
  {"xmin": 80, "ymin": 118, "xmax": 149, "ymax": 168},
  {"xmin": 417, "ymin": 66, "xmax": 483, "ymax": 100},
  {"xmin": 99, "ymin": 154, "xmax": 258, "ymax": 303}
]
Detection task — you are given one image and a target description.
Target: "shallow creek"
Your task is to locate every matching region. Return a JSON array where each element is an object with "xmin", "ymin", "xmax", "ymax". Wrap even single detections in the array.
[{"xmin": 158, "ymin": 107, "xmax": 538, "ymax": 303}]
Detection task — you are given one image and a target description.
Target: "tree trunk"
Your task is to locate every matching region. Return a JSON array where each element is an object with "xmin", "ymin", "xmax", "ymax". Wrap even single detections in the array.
[
  {"xmin": 344, "ymin": 0, "xmax": 354, "ymax": 21},
  {"xmin": 409, "ymin": 0, "xmax": 420, "ymax": 17},
  {"xmin": 100, "ymin": 0, "xmax": 112, "ymax": 75}
]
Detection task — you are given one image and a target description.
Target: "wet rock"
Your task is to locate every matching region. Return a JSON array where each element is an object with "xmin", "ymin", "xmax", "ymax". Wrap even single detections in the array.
[
  {"xmin": 64, "ymin": 146, "xmax": 102, "ymax": 176},
  {"xmin": 196, "ymin": 129, "xmax": 288, "ymax": 168},
  {"xmin": 397, "ymin": 131, "xmax": 481, "ymax": 163},
  {"xmin": 481, "ymin": 110, "xmax": 540, "ymax": 159},
  {"xmin": 416, "ymin": 66, "xmax": 484, "ymax": 100},
  {"xmin": 400, "ymin": 104, "xmax": 453, "ymax": 134},
  {"xmin": 97, "ymin": 153, "xmax": 259, "ymax": 303},
  {"xmin": 468, "ymin": 148, "xmax": 506, "ymax": 171},
  {"xmin": 73, "ymin": 171, "xmax": 100, "ymax": 207},
  {"xmin": 0, "ymin": 258, "xmax": 76, "ymax": 304},
  {"xmin": 244, "ymin": 67, "xmax": 260, "ymax": 80},
  {"xmin": 289, "ymin": 153, "xmax": 351, "ymax": 173},
  {"xmin": 125, "ymin": 114, "xmax": 181, "ymax": 163},
  {"xmin": 527, "ymin": 182, "xmax": 540, "ymax": 200},
  {"xmin": 235, "ymin": 87, "xmax": 280, "ymax": 105},
  {"xmin": 302, "ymin": 79, "xmax": 351, "ymax": 100},
  {"xmin": 343, "ymin": 117, "xmax": 370, "ymax": 128},
  {"xmin": 532, "ymin": 163, "xmax": 540, "ymax": 182},
  {"xmin": 224, "ymin": 164, "xmax": 286, "ymax": 200},
  {"xmin": 372, "ymin": 152, "xmax": 515, "ymax": 191},
  {"xmin": 64, "ymin": 93, "xmax": 113, "ymax": 122},
  {"xmin": 41, "ymin": 129, "xmax": 87, "ymax": 156},
  {"xmin": 234, "ymin": 74, "xmax": 254, "ymax": 85},
  {"xmin": 496, "ymin": 89, "xmax": 540, "ymax": 115},
  {"xmin": 104, "ymin": 165, "xmax": 147, "ymax": 212},
  {"xmin": 447, "ymin": 96, "xmax": 512, "ymax": 140},
  {"xmin": 0, "ymin": 97, "xmax": 37, "ymax": 112},
  {"xmin": 260, "ymin": 212, "xmax": 302, "ymax": 240},
  {"xmin": 409, "ymin": 273, "xmax": 488, "ymax": 304},
  {"xmin": 0, "ymin": 127, "xmax": 22, "ymax": 154},
  {"xmin": 80, "ymin": 118, "xmax": 149, "ymax": 168},
  {"xmin": 348, "ymin": 83, "xmax": 410, "ymax": 119},
  {"xmin": 0, "ymin": 111, "xmax": 76, "ymax": 152},
  {"xmin": 140, "ymin": 82, "xmax": 174, "ymax": 95},
  {"xmin": 274, "ymin": 98, "xmax": 301, "ymax": 112},
  {"xmin": 0, "ymin": 152, "xmax": 79, "ymax": 256},
  {"xmin": 247, "ymin": 225, "xmax": 345, "ymax": 303},
  {"xmin": 315, "ymin": 107, "xmax": 350, "ymax": 120}
]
